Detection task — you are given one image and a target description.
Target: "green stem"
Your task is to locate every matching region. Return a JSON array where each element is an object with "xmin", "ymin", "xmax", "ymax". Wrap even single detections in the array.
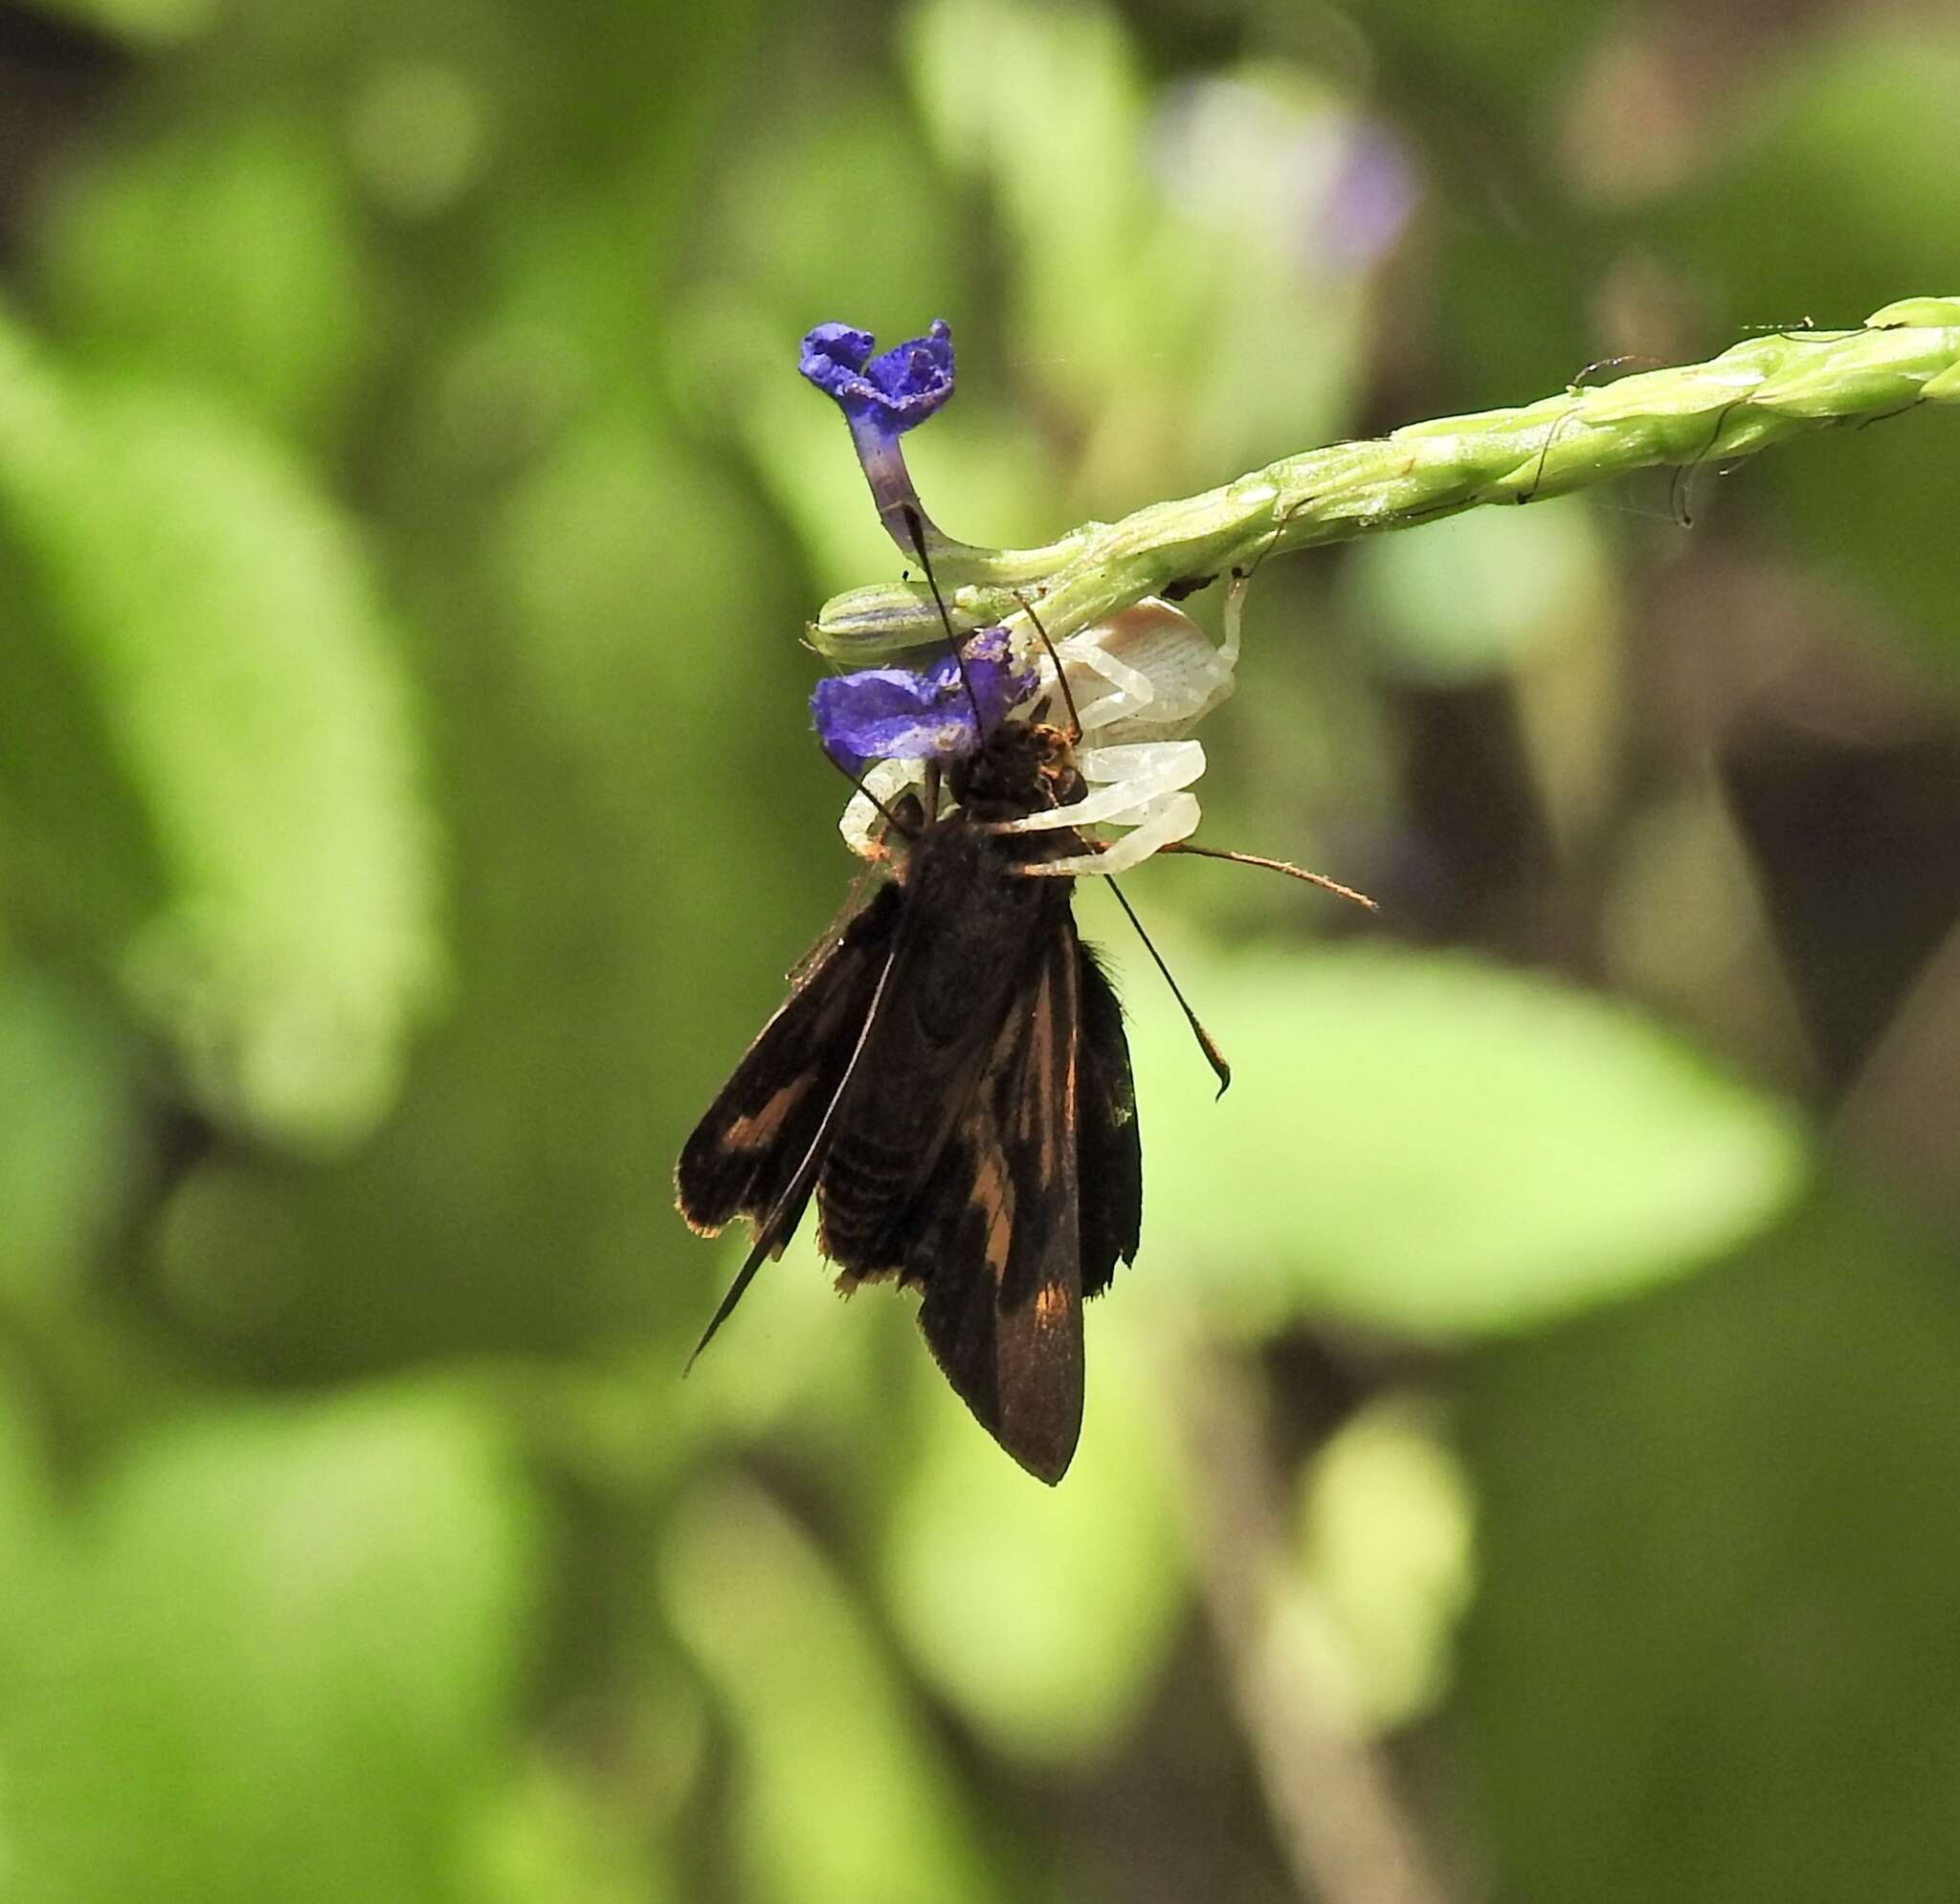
[{"xmin": 812, "ymin": 295, "xmax": 1960, "ymax": 660}]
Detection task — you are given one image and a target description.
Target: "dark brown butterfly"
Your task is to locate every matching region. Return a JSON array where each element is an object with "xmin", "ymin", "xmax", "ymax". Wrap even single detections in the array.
[
  {"xmin": 676, "ymin": 698, "xmax": 1137, "ymax": 1484},
  {"xmin": 677, "ymin": 508, "xmax": 1373, "ymax": 1483}
]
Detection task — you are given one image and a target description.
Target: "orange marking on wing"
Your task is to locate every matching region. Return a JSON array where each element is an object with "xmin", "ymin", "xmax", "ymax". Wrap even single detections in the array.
[
  {"xmin": 972, "ymin": 1151, "xmax": 1014, "ymax": 1278},
  {"xmin": 723, "ymin": 1077, "xmax": 813, "ymax": 1151},
  {"xmin": 1018, "ymin": 975, "xmax": 1058, "ymax": 1152}
]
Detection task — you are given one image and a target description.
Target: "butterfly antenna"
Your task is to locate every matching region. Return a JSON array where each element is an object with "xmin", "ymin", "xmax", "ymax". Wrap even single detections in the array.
[
  {"xmin": 1159, "ymin": 840, "xmax": 1378, "ymax": 911},
  {"xmin": 1014, "ymin": 591, "xmax": 1081, "ymax": 741},
  {"xmin": 1104, "ymin": 875, "xmax": 1232, "ymax": 1097},
  {"xmin": 685, "ymin": 1237, "xmax": 772, "ymax": 1372},
  {"xmin": 901, "ymin": 502, "xmax": 983, "ymax": 723}
]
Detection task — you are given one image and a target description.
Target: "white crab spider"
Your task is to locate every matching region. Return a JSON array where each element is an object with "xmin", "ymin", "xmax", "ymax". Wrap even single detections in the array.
[{"xmin": 839, "ymin": 576, "xmax": 1245, "ymax": 875}]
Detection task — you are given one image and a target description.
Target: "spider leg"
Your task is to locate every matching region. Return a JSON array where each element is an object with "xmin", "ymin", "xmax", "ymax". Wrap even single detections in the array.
[
  {"xmin": 1057, "ymin": 627, "xmax": 1157, "ymax": 731},
  {"xmin": 1018, "ymin": 789, "xmax": 1201, "ymax": 877},
  {"xmin": 996, "ymin": 740, "xmax": 1207, "ymax": 834},
  {"xmin": 839, "ymin": 758, "xmax": 926, "ymax": 860}
]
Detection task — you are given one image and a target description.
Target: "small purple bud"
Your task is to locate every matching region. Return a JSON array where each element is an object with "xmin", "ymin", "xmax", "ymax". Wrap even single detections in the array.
[{"xmin": 812, "ymin": 625, "xmax": 1038, "ymax": 777}]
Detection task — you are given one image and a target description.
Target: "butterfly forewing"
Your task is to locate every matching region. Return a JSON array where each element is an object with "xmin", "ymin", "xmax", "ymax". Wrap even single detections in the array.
[
  {"xmin": 813, "ymin": 813, "xmax": 1057, "ymax": 1273},
  {"xmin": 676, "ymin": 882, "xmax": 901, "ymax": 1241}
]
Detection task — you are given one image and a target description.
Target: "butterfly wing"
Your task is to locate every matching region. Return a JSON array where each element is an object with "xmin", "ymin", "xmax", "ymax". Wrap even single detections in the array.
[
  {"xmin": 1075, "ymin": 941, "xmax": 1142, "ymax": 1300},
  {"xmin": 677, "ymin": 787, "xmax": 1142, "ymax": 1482},
  {"xmin": 676, "ymin": 880, "xmax": 902, "ymax": 1246},
  {"xmin": 908, "ymin": 921, "xmax": 1088, "ymax": 1484}
]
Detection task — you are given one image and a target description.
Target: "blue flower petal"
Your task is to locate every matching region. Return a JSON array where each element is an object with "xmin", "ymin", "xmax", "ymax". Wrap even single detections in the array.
[
  {"xmin": 798, "ymin": 323, "xmax": 877, "ymax": 398},
  {"xmin": 924, "ymin": 625, "xmax": 1038, "ymax": 731},
  {"xmin": 798, "ymin": 319, "xmax": 955, "ymax": 443},
  {"xmin": 812, "ymin": 624, "xmax": 1038, "ymax": 777}
]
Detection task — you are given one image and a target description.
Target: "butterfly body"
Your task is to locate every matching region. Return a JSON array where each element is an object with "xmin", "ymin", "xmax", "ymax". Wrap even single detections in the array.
[{"xmin": 677, "ymin": 718, "xmax": 1141, "ymax": 1483}]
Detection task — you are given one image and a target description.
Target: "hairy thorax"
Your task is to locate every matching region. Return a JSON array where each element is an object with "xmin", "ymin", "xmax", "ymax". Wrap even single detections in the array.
[{"xmin": 947, "ymin": 720, "xmax": 1086, "ymax": 827}]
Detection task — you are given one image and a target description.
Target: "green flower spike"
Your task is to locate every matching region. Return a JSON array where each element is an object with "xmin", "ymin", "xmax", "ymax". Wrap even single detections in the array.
[{"xmin": 812, "ymin": 295, "xmax": 1960, "ymax": 662}]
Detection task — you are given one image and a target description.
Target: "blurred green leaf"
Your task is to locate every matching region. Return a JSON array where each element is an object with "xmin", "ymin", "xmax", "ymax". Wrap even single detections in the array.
[
  {"xmin": 1358, "ymin": 0, "xmax": 1615, "ymax": 107},
  {"xmin": 903, "ymin": 0, "xmax": 1379, "ymax": 504},
  {"xmin": 1347, "ymin": 496, "xmax": 1616, "ymax": 685},
  {"xmin": 0, "ymin": 315, "xmax": 443, "ymax": 1150},
  {"xmin": 1663, "ymin": 30, "xmax": 1960, "ymax": 672},
  {"xmin": 1457, "ymin": 1190, "xmax": 1960, "ymax": 1901},
  {"xmin": 26, "ymin": 0, "xmax": 217, "ymax": 46},
  {"xmin": 661, "ymin": 1479, "xmax": 1002, "ymax": 1904},
  {"xmin": 880, "ymin": 1308, "xmax": 1188, "ymax": 1766},
  {"xmin": 0, "ymin": 971, "xmax": 133, "ymax": 1307},
  {"xmin": 0, "ymin": 1364, "xmax": 56, "ymax": 1619},
  {"xmin": 40, "ymin": 115, "xmax": 372, "ymax": 450},
  {"xmin": 1118, "ymin": 937, "xmax": 1809, "ymax": 1337},
  {"xmin": 1754, "ymin": 397, "xmax": 1960, "ymax": 678},
  {"xmin": 1667, "ymin": 31, "xmax": 1960, "ymax": 341},
  {"xmin": 471, "ymin": 1750, "xmax": 678, "ymax": 1904},
  {"xmin": 904, "ymin": 0, "xmax": 1147, "ymax": 386},
  {"xmin": 347, "ymin": 63, "xmax": 492, "ymax": 221},
  {"xmin": 1118, "ymin": 60, "xmax": 1391, "ymax": 479},
  {"xmin": 1290, "ymin": 1399, "xmax": 1477, "ymax": 1732},
  {"xmin": 0, "ymin": 1385, "xmax": 539, "ymax": 1904}
]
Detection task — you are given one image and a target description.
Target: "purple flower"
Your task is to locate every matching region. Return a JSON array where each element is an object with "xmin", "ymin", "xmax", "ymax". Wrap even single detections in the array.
[
  {"xmin": 800, "ymin": 319, "xmax": 956, "ymax": 549},
  {"xmin": 812, "ymin": 625, "xmax": 1038, "ymax": 777},
  {"xmin": 800, "ymin": 321, "xmax": 954, "ymax": 438}
]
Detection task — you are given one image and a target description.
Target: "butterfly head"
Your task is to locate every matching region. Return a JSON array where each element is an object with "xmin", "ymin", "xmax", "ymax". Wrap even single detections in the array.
[{"xmin": 949, "ymin": 714, "xmax": 1083, "ymax": 821}]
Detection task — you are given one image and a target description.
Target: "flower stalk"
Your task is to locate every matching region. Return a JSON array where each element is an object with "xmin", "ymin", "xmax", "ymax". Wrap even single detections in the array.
[{"xmin": 809, "ymin": 295, "xmax": 1960, "ymax": 662}]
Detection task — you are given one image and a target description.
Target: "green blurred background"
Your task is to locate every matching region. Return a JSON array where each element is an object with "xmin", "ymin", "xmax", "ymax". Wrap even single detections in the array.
[{"xmin": 1, "ymin": 0, "xmax": 1957, "ymax": 1898}]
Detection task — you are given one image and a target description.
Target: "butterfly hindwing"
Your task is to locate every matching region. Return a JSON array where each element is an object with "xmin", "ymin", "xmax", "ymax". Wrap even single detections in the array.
[
  {"xmin": 675, "ymin": 880, "xmax": 902, "ymax": 1242},
  {"xmin": 1075, "ymin": 941, "xmax": 1142, "ymax": 1299},
  {"xmin": 911, "ymin": 922, "xmax": 1086, "ymax": 1484}
]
